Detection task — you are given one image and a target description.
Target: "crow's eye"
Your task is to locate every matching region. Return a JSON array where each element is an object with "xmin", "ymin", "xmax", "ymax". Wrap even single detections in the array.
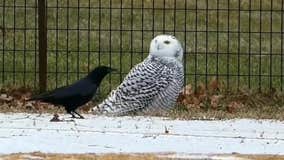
[{"xmin": 164, "ymin": 40, "xmax": 170, "ymax": 44}]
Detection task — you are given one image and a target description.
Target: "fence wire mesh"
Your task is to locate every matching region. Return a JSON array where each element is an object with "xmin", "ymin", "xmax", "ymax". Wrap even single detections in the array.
[{"xmin": 0, "ymin": 0, "xmax": 283, "ymax": 95}]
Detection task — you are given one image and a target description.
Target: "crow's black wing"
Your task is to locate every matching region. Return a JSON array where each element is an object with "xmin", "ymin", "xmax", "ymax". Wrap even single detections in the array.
[{"xmin": 29, "ymin": 78, "xmax": 96, "ymax": 102}]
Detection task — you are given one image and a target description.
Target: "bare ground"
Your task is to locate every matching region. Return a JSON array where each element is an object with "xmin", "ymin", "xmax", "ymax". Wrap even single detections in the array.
[{"xmin": 1, "ymin": 153, "xmax": 284, "ymax": 160}]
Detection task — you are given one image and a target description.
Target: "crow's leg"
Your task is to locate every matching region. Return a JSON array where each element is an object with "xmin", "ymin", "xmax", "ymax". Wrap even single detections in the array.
[
  {"xmin": 66, "ymin": 110, "xmax": 77, "ymax": 118},
  {"xmin": 72, "ymin": 110, "xmax": 84, "ymax": 119}
]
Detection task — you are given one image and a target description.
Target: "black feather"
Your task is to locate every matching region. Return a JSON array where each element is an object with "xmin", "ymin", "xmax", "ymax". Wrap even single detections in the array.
[{"xmin": 29, "ymin": 66, "xmax": 115, "ymax": 118}]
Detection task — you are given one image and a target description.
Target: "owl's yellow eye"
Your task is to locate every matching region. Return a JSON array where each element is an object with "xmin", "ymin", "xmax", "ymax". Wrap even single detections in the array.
[{"xmin": 164, "ymin": 40, "xmax": 170, "ymax": 44}]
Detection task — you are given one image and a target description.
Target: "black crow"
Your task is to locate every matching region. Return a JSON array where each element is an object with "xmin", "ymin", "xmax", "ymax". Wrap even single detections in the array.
[{"xmin": 29, "ymin": 66, "xmax": 115, "ymax": 119}]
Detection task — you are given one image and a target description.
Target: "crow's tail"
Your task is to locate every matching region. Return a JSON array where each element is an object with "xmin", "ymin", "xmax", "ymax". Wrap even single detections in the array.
[{"xmin": 27, "ymin": 93, "xmax": 50, "ymax": 101}]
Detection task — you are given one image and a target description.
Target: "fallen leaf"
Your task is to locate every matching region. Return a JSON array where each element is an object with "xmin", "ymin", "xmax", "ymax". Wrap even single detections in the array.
[
  {"xmin": 177, "ymin": 84, "xmax": 194, "ymax": 106},
  {"xmin": 227, "ymin": 101, "xmax": 244, "ymax": 113},
  {"xmin": 195, "ymin": 83, "xmax": 207, "ymax": 103},
  {"xmin": 0, "ymin": 94, "xmax": 13, "ymax": 102},
  {"xmin": 209, "ymin": 77, "xmax": 219, "ymax": 93},
  {"xmin": 183, "ymin": 84, "xmax": 193, "ymax": 96},
  {"xmin": 210, "ymin": 95, "xmax": 223, "ymax": 109},
  {"xmin": 196, "ymin": 83, "xmax": 206, "ymax": 96}
]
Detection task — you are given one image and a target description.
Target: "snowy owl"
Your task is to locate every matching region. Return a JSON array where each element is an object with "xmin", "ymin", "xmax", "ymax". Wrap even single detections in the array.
[{"xmin": 91, "ymin": 35, "xmax": 184, "ymax": 115}]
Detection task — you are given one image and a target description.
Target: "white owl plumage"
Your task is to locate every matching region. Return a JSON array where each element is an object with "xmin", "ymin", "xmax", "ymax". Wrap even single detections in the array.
[{"xmin": 91, "ymin": 35, "xmax": 184, "ymax": 115}]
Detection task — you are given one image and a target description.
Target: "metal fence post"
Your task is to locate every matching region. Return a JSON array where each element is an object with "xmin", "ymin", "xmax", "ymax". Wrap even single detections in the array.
[{"xmin": 38, "ymin": 0, "xmax": 47, "ymax": 92}]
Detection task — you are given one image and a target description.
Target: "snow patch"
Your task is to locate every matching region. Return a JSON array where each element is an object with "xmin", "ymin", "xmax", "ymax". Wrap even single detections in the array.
[{"xmin": 0, "ymin": 113, "xmax": 283, "ymax": 156}]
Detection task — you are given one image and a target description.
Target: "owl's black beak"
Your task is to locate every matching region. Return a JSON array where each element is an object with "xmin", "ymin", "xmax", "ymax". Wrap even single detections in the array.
[{"xmin": 157, "ymin": 44, "xmax": 162, "ymax": 50}]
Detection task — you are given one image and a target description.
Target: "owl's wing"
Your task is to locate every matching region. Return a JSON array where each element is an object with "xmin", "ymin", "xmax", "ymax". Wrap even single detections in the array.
[{"xmin": 95, "ymin": 57, "xmax": 177, "ymax": 115}]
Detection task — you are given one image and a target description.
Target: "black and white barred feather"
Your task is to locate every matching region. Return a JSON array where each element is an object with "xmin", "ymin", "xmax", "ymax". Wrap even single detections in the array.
[
  {"xmin": 93, "ymin": 56, "xmax": 183, "ymax": 115},
  {"xmin": 91, "ymin": 34, "xmax": 184, "ymax": 115}
]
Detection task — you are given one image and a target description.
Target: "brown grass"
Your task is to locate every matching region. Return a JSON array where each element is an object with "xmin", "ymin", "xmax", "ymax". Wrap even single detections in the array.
[
  {"xmin": 170, "ymin": 94, "xmax": 284, "ymax": 120},
  {"xmin": 1, "ymin": 153, "xmax": 284, "ymax": 160},
  {"xmin": 238, "ymin": 155, "xmax": 284, "ymax": 160},
  {"xmin": 0, "ymin": 85, "xmax": 284, "ymax": 120},
  {"xmin": 0, "ymin": 152, "xmax": 159, "ymax": 160},
  {"xmin": 170, "ymin": 80, "xmax": 284, "ymax": 120}
]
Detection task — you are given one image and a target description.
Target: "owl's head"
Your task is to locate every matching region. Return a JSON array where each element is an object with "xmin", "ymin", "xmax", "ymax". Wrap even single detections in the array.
[{"xmin": 149, "ymin": 35, "xmax": 183, "ymax": 62}]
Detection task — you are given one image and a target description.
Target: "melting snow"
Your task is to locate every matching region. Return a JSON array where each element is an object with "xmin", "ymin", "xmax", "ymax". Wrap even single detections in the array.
[{"xmin": 0, "ymin": 113, "xmax": 283, "ymax": 155}]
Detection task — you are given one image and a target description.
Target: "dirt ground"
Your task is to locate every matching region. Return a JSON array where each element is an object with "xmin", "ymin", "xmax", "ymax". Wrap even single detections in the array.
[{"xmin": 1, "ymin": 153, "xmax": 284, "ymax": 160}]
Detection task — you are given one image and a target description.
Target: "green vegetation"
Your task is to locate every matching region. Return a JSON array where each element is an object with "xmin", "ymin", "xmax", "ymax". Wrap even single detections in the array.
[{"xmin": 0, "ymin": 0, "xmax": 283, "ymax": 97}]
